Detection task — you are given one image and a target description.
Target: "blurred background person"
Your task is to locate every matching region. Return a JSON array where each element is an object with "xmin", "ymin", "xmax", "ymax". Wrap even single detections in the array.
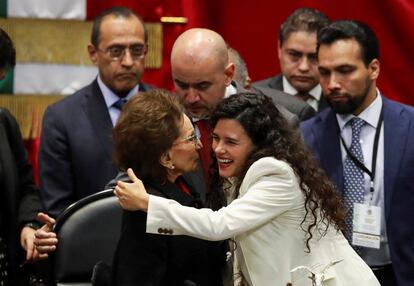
[
  {"xmin": 255, "ymin": 8, "xmax": 329, "ymax": 112},
  {"xmin": 227, "ymin": 46, "xmax": 315, "ymax": 121}
]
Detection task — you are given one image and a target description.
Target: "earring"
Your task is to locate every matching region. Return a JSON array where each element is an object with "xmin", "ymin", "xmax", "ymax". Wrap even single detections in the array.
[{"xmin": 169, "ymin": 164, "xmax": 175, "ymax": 170}]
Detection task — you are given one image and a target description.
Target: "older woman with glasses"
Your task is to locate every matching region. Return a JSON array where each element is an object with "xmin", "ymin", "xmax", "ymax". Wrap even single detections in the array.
[
  {"xmin": 111, "ymin": 89, "xmax": 224, "ymax": 286},
  {"xmin": 115, "ymin": 92, "xmax": 379, "ymax": 286}
]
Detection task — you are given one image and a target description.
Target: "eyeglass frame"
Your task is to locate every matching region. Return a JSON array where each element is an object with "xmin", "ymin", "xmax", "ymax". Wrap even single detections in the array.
[
  {"xmin": 96, "ymin": 43, "xmax": 147, "ymax": 62},
  {"xmin": 173, "ymin": 133, "xmax": 201, "ymax": 146}
]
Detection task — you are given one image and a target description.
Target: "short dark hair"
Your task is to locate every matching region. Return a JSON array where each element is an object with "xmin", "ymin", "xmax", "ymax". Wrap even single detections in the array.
[
  {"xmin": 317, "ymin": 20, "xmax": 379, "ymax": 66},
  {"xmin": 91, "ymin": 6, "xmax": 147, "ymax": 47},
  {"xmin": 279, "ymin": 8, "xmax": 329, "ymax": 45},
  {"xmin": 113, "ymin": 89, "xmax": 184, "ymax": 183},
  {"xmin": 0, "ymin": 28, "xmax": 16, "ymax": 70}
]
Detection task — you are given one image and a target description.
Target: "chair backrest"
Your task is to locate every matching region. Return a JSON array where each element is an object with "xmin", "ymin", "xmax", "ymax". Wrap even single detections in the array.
[{"xmin": 52, "ymin": 189, "xmax": 122, "ymax": 284}]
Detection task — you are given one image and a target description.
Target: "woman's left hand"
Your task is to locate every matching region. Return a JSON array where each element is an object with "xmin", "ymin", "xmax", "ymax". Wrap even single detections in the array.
[{"xmin": 115, "ymin": 168, "xmax": 149, "ymax": 212}]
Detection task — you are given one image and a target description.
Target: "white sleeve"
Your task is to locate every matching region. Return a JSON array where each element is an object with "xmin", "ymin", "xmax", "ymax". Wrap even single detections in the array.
[{"xmin": 146, "ymin": 160, "xmax": 301, "ymax": 241}]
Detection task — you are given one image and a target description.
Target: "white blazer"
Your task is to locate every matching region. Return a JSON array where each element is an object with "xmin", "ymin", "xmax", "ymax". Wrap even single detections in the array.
[{"xmin": 147, "ymin": 157, "xmax": 379, "ymax": 286}]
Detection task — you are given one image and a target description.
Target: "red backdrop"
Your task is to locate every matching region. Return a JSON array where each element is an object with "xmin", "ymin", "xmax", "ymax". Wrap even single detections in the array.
[
  {"xmin": 26, "ymin": 0, "xmax": 414, "ymax": 184},
  {"xmin": 85, "ymin": 0, "xmax": 414, "ymax": 106}
]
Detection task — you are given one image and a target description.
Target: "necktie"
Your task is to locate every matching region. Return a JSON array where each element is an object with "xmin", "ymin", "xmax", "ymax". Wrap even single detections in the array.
[
  {"xmin": 295, "ymin": 92, "xmax": 312, "ymax": 101},
  {"xmin": 343, "ymin": 117, "xmax": 366, "ymax": 243},
  {"xmin": 113, "ymin": 98, "xmax": 127, "ymax": 110},
  {"xmin": 195, "ymin": 119, "xmax": 213, "ymax": 185}
]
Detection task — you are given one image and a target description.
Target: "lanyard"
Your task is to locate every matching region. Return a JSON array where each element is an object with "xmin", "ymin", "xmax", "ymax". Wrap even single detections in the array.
[{"xmin": 340, "ymin": 105, "xmax": 384, "ymax": 195}]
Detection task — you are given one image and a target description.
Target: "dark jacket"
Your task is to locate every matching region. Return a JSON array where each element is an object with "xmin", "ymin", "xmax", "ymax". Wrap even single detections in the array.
[
  {"xmin": 111, "ymin": 178, "xmax": 223, "ymax": 286},
  {"xmin": 0, "ymin": 108, "xmax": 41, "ymax": 283},
  {"xmin": 39, "ymin": 80, "xmax": 152, "ymax": 217}
]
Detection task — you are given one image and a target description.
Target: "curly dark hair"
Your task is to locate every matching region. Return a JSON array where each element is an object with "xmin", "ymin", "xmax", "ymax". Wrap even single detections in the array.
[
  {"xmin": 113, "ymin": 89, "xmax": 184, "ymax": 183},
  {"xmin": 209, "ymin": 92, "xmax": 345, "ymax": 251}
]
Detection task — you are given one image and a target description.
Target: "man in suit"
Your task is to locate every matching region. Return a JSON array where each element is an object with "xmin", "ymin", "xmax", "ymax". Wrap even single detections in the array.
[
  {"xmin": 38, "ymin": 7, "xmax": 151, "ymax": 218},
  {"xmin": 228, "ymin": 46, "xmax": 316, "ymax": 121},
  {"xmin": 301, "ymin": 20, "xmax": 414, "ymax": 286},
  {"xmin": 255, "ymin": 8, "xmax": 329, "ymax": 112}
]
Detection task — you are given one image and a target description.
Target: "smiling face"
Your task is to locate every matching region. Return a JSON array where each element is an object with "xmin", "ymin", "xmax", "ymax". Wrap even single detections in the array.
[
  {"xmin": 88, "ymin": 15, "xmax": 146, "ymax": 97},
  {"xmin": 165, "ymin": 114, "xmax": 201, "ymax": 181},
  {"xmin": 318, "ymin": 38, "xmax": 379, "ymax": 115},
  {"xmin": 212, "ymin": 119, "xmax": 255, "ymax": 178},
  {"xmin": 278, "ymin": 31, "xmax": 320, "ymax": 93}
]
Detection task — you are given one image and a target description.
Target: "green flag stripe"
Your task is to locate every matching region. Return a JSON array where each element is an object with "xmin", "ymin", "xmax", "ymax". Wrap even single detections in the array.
[
  {"xmin": 0, "ymin": 69, "xmax": 14, "ymax": 94},
  {"xmin": 0, "ymin": 0, "xmax": 7, "ymax": 18}
]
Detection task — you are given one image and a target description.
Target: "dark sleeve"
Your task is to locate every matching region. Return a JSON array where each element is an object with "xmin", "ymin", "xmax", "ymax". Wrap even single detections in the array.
[
  {"xmin": 38, "ymin": 107, "xmax": 74, "ymax": 217},
  {"xmin": 112, "ymin": 211, "xmax": 168, "ymax": 286},
  {"xmin": 298, "ymin": 105, "xmax": 317, "ymax": 122},
  {"xmin": 1, "ymin": 108, "xmax": 42, "ymax": 226},
  {"xmin": 104, "ymin": 171, "xmax": 129, "ymax": 190}
]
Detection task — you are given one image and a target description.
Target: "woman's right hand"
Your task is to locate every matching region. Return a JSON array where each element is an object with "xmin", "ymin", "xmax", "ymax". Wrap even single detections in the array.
[{"xmin": 115, "ymin": 168, "xmax": 149, "ymax": 212}]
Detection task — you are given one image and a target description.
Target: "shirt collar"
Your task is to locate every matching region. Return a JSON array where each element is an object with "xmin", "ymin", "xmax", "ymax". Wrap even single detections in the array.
[
  {"xmin": 336, "ymin": 89, "xmax": 383, "ymax": 131},
  {"xmin": 97, "ymin": 75, "xmax": 139, "ymax": 108},
  {"xmin": 225, "ymin": 83, "xmax": 237, "ymax": 98},
  {"xmin": 282, "ymin": 76, "xmax": 321, "ymax": 100}
]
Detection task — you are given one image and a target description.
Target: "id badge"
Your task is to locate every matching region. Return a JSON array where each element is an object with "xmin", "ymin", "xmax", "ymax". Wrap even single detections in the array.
[{"xmin": 352, "ymin": 203, "xmax": 381, "ymax": 249}]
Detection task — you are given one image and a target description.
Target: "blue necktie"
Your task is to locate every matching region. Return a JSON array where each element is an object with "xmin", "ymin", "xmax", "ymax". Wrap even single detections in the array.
[
  {"xmin": 343, "ymin": 117, "xmax": 366, "ymax": 243},
  {"xmin": 113, "ymin": 98, "xmax": 127, "ymax": 110}
]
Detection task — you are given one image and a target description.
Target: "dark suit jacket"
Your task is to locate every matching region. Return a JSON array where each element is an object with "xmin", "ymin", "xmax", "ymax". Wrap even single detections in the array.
[
  {"xmin": 0, "ymin": 108, "xmax": 41, "ymax": 283},
  {"xmin": 300, "ymin": 96, "xmax": 414, "ymax": 286},
  {"xmin": 254, "ymin": 74, "xmax": 328, "ymax": 113},
  {"xmin": 253, "ymin": 85, "xmax": 316, "ymax": 121},
  {"xmin": 233, "ymin": 81, "xmax": 300, "ymax": 127},
  {"xmin": 39, "ymin": 79, "xmax": 151, "ymax": 217},
  {"xmin": 111, "ymin": 178, "xmax": 223, "ymax": 286}
]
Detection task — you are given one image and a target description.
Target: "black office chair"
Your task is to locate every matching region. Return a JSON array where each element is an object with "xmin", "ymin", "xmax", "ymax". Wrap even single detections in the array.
[{"xmin": 52, "ymin": 189, "xmax": 122, "ymax": 286}]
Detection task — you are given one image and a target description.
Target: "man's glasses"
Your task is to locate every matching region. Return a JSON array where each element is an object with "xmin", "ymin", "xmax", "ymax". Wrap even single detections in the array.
[{"xmin": 98, "ymin": 44, "xmax": 147, "ymax": 61}]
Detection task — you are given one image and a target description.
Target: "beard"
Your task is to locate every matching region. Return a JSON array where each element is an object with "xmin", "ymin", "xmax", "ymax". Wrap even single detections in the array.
[{"xmin": 326, "ymin": 78, "xmax": 373, "ymax": 114}]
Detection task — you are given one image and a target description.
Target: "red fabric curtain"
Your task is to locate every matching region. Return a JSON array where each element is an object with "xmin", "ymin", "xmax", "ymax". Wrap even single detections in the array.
[
  {"xmin": 86, "ymin": 0, "xmax": 414, "ymax": 105},
  {"xmin": 212, "ymin": 0, "xmax": 414, "ymax": 106},
  {"xmin": 27, "ymin": 0, "xmax": 414, "ymax": 184}
]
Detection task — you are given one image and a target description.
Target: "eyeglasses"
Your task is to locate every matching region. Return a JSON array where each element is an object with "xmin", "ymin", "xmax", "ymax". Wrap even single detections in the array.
[
  {"xmin": 98, "ymin": 44, "xmax": 147, "ymax": 61},
  {"xmin": 174, "ymin": 133, "xmax": 201, "ymax": 146}
]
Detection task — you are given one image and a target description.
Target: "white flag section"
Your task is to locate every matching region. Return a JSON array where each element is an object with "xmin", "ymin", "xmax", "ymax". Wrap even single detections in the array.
[
  {"xmin": 14, "ymin": 64, "xmax": 97, "ymax": 95},
  {"xmin": 8, "ymin": 0, "xmax": 87, "ymax": 19}
]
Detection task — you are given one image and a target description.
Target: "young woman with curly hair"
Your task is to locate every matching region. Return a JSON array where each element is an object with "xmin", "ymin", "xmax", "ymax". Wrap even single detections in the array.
[{"xmin": 115, "ymin": 92, "xmax": 379, "ymax": 286}]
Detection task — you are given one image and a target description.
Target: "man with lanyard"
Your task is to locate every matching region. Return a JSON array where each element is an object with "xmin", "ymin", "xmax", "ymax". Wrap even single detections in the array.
[{"xmin": 301, "ymin": 20, "xmax": 414, "ymax": 286}]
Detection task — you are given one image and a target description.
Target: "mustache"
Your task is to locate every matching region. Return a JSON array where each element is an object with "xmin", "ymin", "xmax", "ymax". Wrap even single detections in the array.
[{"xmin": 326, "ymin": 91, "xmax": 348, "ymax": 98}]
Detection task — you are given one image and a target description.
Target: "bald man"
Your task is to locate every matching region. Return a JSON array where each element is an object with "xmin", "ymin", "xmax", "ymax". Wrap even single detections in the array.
[
  {"xmin": 171, "ymin": 28, "xmax": 297, "ymax": 123},
  {"xmin": 170, "ymin": 29, "xmax": 297, "ymax": 189}
]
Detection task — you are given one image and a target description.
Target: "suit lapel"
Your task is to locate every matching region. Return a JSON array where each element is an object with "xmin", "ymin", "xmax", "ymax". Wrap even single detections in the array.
[
  {"xmin": 382, "ymin": 97, "xmax": 408, "ymax": 219},
  {"xmin": 269, "ymin": 74, "xmax": 283, "ymax": 90},
  {"xmin": 82, "ymin": 80, "xmax": 114, "ymax": 159},
  {"xmin": 313, "ymin": 111, "xmax": 344, "ymax": 192}
]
